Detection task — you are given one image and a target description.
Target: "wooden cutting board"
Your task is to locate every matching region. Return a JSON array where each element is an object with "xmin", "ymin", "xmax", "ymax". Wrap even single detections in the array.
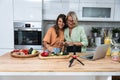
[{"xmin": 39, "ymin": 53, "xmax": 71, "ymax": 59}]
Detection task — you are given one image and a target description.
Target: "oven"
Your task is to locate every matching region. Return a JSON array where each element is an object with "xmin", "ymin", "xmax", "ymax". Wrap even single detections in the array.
[{"xmin": 14, "ymin": 22, "xmax": 42, "ymax": 50}]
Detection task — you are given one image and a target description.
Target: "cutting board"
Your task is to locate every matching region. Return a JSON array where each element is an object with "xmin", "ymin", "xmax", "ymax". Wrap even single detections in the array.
[{"xmin": 39, "ymin": 53, "xmax": 71, "ymax": 59}]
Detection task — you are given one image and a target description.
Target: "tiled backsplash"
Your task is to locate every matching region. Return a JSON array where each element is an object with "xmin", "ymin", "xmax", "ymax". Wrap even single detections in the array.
[
  {"xmin": 78, "ymin": 21, "xmax": 120, "ymax": 37},
  {"xmin": 43, "ymin": 21, "xmax": 120, "ymax": 37}
]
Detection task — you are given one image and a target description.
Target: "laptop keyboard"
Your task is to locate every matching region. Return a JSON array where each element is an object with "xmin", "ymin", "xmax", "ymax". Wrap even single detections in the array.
[
  {"xmin": 86, "ymin": 56, "xmax": 93, "ymax": 59},
  {"xmin": 80, "ymin": 54, "xmax": 94, "ymax": 60}
]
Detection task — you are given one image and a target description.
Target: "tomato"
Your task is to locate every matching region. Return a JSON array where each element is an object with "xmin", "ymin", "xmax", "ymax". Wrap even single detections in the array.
[
  {"xmin": 41, "ymin": 52, "xmax": 49, "ymax": 57},
  {"xmin": 22, "ymin": 49, "xmax": 29, "ymax": 55},
  {"xmin": 19, "ymin": 49, "xmax": 28, "ymax": 55},
  {"xmin": 12, "ymin": 49, "xmax": 19, "ymax": 52}
]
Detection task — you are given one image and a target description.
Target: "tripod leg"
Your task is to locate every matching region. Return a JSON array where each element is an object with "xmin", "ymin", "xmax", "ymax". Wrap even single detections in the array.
[
  {"xmin": 76, "ymin": 58, "xmax": 84, "ymax": 65},
  {"xmin": 69, "ymin": 58, "xmax": 74, "ymax": 67}
]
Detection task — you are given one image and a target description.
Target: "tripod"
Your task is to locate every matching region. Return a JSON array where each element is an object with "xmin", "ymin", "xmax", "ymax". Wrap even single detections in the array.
[{"xmin": 69, "ymin": 45, "xmax": 85, "ymax": 67}]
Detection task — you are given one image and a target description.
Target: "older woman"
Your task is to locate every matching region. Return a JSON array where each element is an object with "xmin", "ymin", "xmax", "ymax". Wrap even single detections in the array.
[
  {"xmin": 64, "ymin": 11, "xmax": 88, "ymax": 52},
  {"xmin": 43, "ymin": 14, "xmax": 67, "ymax": 53}
]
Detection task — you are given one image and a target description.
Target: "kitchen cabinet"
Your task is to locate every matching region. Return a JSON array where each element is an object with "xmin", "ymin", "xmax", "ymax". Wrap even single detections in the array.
[
  {"xmin": 79, "ymin": 2, "xmax": 114, "ymax": 21},
  {"xmin": 69, "ymin": 0, "xmax": 80, "ymax": 18},
  {"xmin": 43, "ymin": 0, "xmax": 81, "ymax": 20},
  {"xmin": 80, "ymin": 0, "xmax": 114, "ymax": 4},
  {"xmin": 43, "ymin": 0, "xmax": 115, "ymax": 21},
  {"xmin": 13, "ymin": 0, "xmax": 42, "ymax": 21},
  {"xmin": 43, "ymin": 1, "xmax": 62, "ymax": 20},
  {"xmin": 0, "ymin": 76, "xmax": 112, "ymax": 80},
  {"xmin": 0, "ymin": 0, "xmax": 14, "ymax": 55},
  {"xmin": 114, "ymin": 0, "xmax": 120, "ymax": 21},
  {"xmin": 0, "ymin": 76, "xmax": 96, "ymax": 80},
  {"xmin": 43, "ymin": 0, "xmax": 70, "ymax": 20},
  {"xmin": 95, "ymin": 76, "xmax": 111, "ymax": 80}
]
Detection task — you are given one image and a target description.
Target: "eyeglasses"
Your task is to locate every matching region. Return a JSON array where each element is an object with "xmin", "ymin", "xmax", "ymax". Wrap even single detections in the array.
[
  {"xmin": 67, "ymin": 20, "xmax": 74, "ymax": 24},
  {"xmin": 67, "ymin": 20, "xmax": 74, "ymax": 23}
]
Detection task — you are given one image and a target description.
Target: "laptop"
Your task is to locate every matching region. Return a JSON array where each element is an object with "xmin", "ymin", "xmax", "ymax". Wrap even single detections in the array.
[{"xmin": 80, "ymin": 44, "xmax": 109, "ymax": 61}]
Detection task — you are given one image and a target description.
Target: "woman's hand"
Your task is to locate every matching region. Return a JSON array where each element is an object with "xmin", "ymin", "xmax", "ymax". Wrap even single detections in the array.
[
  {"xmin": 56, "ymin": 40, "xmax": 64, "ymax": 47},
  {"xmin": 64, "ymin": 42, "xmax": 83, "ymax": 46},
  {"xmin": 65, "ymin": 41, "xmax": 74, "ymax": 46},
  {"xmin": 47, "ymin": 46, "xmax": 54, "ymax": 52}
]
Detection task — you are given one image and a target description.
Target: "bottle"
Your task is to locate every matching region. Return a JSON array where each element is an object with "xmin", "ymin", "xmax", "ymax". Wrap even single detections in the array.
[
  {"xmin": 104, "ymin": 37, "xmax": 111, "ymax": 56},
  {"xmin": 104, "ymin": 30, "xmax": 112, "ymax": 56},
  {"xmin": 95, "ymin": 37, "xmax": 101, "ymax": 47},
  {"xmin": 111, "ymin": 45, "xmax": 120, "ymax": 62}
]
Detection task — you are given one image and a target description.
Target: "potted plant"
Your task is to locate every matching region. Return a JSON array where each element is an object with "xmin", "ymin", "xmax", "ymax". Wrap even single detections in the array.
[
  {"xmin": 91, "ymin": 27, "xmax": 99, "ymax": 37},
  {"xmin": 112, "ymin": 28, "xmax": 120, "ymax": 37}
]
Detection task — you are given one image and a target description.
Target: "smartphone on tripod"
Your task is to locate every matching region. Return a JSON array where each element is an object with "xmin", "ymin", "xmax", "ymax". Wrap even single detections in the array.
[{"xmin": 66, "ymin": 45, "xmax": 81, "ymax": 53}]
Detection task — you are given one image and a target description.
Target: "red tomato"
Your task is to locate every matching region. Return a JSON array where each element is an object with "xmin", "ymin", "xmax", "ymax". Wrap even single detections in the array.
[
  {"xmin": 41, "ymin": 52, "xmax": 49, "ymax": 57},
  {"xmin": 22, "ymin": 49, "xmax": 29, "ymax": 55},
  {"xmin": 12, "ymin": 49, "xmax": 19, "ymax": 52},
  {"xmin": 19, "ymin": 49, "xmax": 28, "ymax": 55}
]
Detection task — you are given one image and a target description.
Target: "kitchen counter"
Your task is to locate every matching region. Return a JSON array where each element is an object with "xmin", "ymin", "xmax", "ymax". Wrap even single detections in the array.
[{"xmin": 0, "ymin": 53, "xmax": 120, "ymax": 76}]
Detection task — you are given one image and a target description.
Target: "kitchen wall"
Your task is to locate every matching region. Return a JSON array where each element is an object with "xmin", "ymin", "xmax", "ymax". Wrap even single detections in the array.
[
  {"xmin": 42, "ymin": 21, "xmax": 120, "ymax": 37},
  {"xmin": 78, "ymin": 21, "xmax": 120, "ymax": 37}
]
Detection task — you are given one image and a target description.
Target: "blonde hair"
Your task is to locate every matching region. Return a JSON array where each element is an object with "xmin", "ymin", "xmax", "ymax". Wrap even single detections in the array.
[{"xmin": 66, "ymin": 11, "xmax": 78, "ymax": 26}]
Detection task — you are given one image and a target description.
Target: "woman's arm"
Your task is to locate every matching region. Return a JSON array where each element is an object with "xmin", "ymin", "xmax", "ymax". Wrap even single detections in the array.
[
  {"xmin": 43, "ymin": 41, "xmax": 53, "ymax": 52},
  {"xmin": 80, "ymin": 27, "xmax": 88, "ymax": 46},
  {"xmin": 43, "ymin": 27, "xmax": 54, "ymax": 52}
]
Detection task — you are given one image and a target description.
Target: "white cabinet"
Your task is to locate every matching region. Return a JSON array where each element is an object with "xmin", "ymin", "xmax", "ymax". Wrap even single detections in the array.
[
  {"xmin": 43, "ymin": 0, "xmax": 70, "ymax": 20},
  {"xmin": 43, "ymin": 0, "xmax": 79, "ymax": 20},
  {"xmin": 43, "ymin": 1, "xmax": 62, "ymax": 20},
  {"xmin": 0, "ymin": 76, "xmax": 96, "ymax": 80},
  {"xmin": 80, "ymin": 0, "xmax": 114, "ymax": 4},
  {"xmin": 43, "ymin": 0, "xmax": 115, "ymax": 21},
  {"xmin": 114, "ymin": 0, "xmax": 120, "ymax": 21},
  {"xmin": 79, "ymin": 3, "xmax": 114, "ymax": 21},
  {"xmin": 43, "ymin": 0, "xmax": 80, "ymax": 20},
  {"xmin": 69, "ymin": 0, "xmax": 80, "ymax": 18},
  {"xmin": 95, "ymin": 76, "xmax": 111, "ymax": 80},
  {"xmin": 13, "ymin": 0, "xmax": 42, "ymax": 21},
  {"xmin": 0, "ymin": 0, "xmax": 14, "ymax": 55}
]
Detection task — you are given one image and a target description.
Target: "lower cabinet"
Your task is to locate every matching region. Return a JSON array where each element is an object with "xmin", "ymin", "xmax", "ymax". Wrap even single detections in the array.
[
  {"xmin": 0, "ymin": 0, "xmax": 14, "ymax": 52},
  {"xmin": 0, "ymin": 76, "xmax": 111, "ymax": 80}
]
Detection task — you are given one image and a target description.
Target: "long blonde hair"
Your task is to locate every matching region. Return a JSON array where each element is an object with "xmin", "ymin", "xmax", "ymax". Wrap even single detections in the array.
[{"xmin": 66, "ymin": 11, "xmax": 78, "ymax": 27}]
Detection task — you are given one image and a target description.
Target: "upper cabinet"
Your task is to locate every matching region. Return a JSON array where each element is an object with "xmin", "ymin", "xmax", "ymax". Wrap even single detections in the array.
[
  {"xmin": 43, "ymin": 0, "xmax": 62, "ymax": 20},
  {"xmin": 114, "ymin": 0, "xmax": 120, "ymax": 21},
  {"xmin": 43, "ymin": 0, "xmax": 81, "ymax": 20},
  {"xmin": 43, "ymin": 0, "xmax": 70, "ymax": 20},
  {"xmin": 43, "ymin": 0, "xmax": 116, "ymax": 21},
  {"xmin": 13, "ymin": 0, "xmax": 42, "ymax": 21},
  {"xmin": 69, "ymin": 0, "xmax": 80, "ymax": 19},
  {"xmin": 79, "ymin": 2, "xmax": 114, "ymax": 21},
  {"xmin": 80, "ymin": 0, "xmax": 114, "ymax": 4}
]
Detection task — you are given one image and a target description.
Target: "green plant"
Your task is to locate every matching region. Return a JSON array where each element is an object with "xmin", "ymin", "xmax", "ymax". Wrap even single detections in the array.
[
  {"xmin": 91, "ymin": 27, "xmax": 99, "ymax": 33},
  {"xmin": 112, "ymin": 28, "xmax": 120, "ymax": 33}
]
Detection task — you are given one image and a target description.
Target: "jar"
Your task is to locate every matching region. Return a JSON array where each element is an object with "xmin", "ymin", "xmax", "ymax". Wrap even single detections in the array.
[
  {"xmin": 111, "ymin": 46, "xmax": 120, "ymax": 62},
  {"xmin": 104, "ymin": 37, "xmax": 111, "ymax": 56}
]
